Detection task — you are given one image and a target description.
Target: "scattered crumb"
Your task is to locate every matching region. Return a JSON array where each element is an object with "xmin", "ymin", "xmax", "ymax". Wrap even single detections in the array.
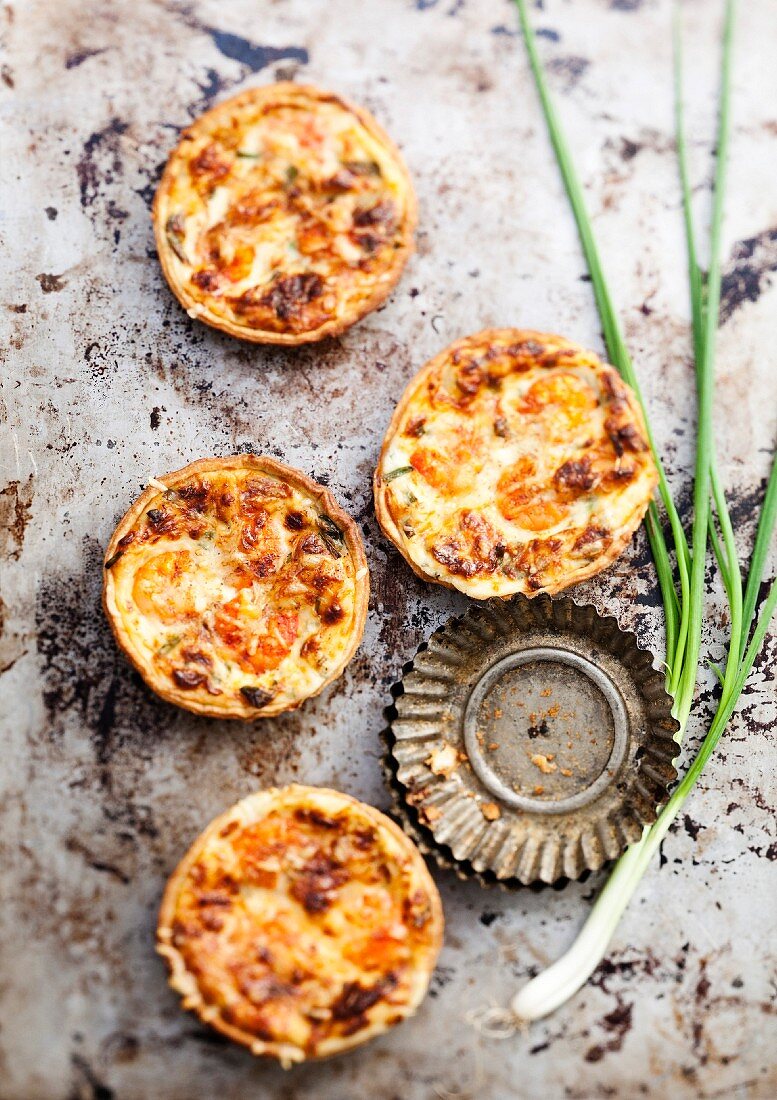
[
  {"xmin": 547, "ymin": 704, "xmax": 559, "ymax": 717},
  {"xmin": 493, "ymin": 707, "xmax": 503, "ymax": 718},
  {"xmin": 426, "ymin": 742, "xmax": 459, "ymax": 777},
  {"xmin": 533, "ymin": 785, "xmax": 544, "ymax": 795},
  {"xmin": 488, "ymin": 742, "xmax": 499, "ymax": 751},
  {"xmin": 530, "ymin": 753, "xmax": 558, "ymax": 775},
  {"xmin": 560, "ymin": 768, "xmax": 573, "ymax": 777},
  {"xmin": 422, "ymin": 805, "xmax": 442, "ymax": 823},
  {"xmin": 539, "ymin": 688, "xmax": 552, "ymax": 697},
  {"xmin": 481, "ymin": 801, "xmax": 501, "ymax": 821}
]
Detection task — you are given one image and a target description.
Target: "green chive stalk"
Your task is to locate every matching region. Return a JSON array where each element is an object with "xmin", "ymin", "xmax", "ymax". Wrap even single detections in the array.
[
  {"xmin": 512, "ymin": 0, "xmax": 691, "ymax": 683},
  {"xmin": 508, "ymin": 0, "xmax": 777, "ymax": 1022},
  {"xmin": 740, "ymin": 460, "xmax": 777, "ymax": 661},
  {"xmin": 674, "ymin": 0, "xmax": 736, "ymax": 727},
  {"xmin": 674, "ymin": 2, "xmax": 744, "ymax": 706}
]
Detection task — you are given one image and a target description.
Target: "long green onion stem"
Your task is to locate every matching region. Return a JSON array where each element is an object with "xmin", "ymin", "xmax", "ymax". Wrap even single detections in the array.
[
  {"xmin": 739, "ymin": 458, "xmax": 777, "ymax": 662},
  {"xmin": 509, "ymin": 0, "xmax": 777, "ymax": 1023},
  {"xmin": 674, "ymin": 0, "xmax": 736, "ymax": 726},
  {"xmin": 674, "ymin": 3, "xmax": 744, "ymax": 700},
  {"xmin": 513, "ymin": 0, "xmax": 691, "ymax": 680}
]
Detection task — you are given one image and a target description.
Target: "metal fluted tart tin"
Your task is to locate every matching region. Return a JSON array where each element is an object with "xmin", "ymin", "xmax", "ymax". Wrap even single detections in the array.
[{"xmin": 382, "ymin": 595, "xmax": 679, "ymax": 888}]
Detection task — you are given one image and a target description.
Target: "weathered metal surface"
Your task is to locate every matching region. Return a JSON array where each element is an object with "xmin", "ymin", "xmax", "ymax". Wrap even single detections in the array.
[
  {"xmin": 1, "ymin": 0, "xmax": 775, "ymax": 1097},
  {"xmin": 385, "ymin": 596, "xmax": 678, "ymax": 886}
]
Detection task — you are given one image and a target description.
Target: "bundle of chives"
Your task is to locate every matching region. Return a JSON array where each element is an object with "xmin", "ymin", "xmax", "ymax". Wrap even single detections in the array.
[{"xmin": 507, "ymin": 0, "xmax": 777, "ymax": 1022}]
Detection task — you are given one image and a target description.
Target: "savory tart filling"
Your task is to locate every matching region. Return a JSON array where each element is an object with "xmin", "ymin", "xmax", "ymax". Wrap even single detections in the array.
[
  {"xmin": 153, "ymin": 83, "xmax": 416, "ymax": 344},
  {"xmin": 103, "ymin": 456, "xmax": 368, "ymax": 718},
  {"xmin": 157, "ymin": 786, "xmax": 443, "ymax": 1065},
  {"xmin": 374, "ymin": 330, "xmax": 658, "ymax": 598}
]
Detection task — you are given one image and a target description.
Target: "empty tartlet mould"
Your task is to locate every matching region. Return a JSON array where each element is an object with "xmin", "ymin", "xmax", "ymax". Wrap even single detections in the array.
[{"xmin": 382, "ymin": 595, "xmax": 678, "ymax": 888}]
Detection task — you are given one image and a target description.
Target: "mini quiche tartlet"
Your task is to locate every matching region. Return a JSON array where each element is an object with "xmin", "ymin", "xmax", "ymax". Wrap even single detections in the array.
[
  {"xmin": 103, "ymin": 456, "xmax": 368, "ymax": 718},
  {"xmin": 157, "ymin": 785, "xmax": 443, "ymax": 1065},
  {"xmin": 374, "ymin": 329, "xmax": 658, "ymax": 599},
  {"xmin": 153, "ymin": 83, "xmax": 416, "ymax": 344}
]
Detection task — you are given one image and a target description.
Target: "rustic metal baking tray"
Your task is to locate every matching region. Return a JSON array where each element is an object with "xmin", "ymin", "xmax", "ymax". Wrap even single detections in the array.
[{"xmin": 382, "ymin": 595, "xmax": 678, "ymax": 888}]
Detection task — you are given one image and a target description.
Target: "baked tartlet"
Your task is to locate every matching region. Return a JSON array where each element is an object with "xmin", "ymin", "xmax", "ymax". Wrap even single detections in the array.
[
  {"xmin": 374, "ymin": 330, "xmax": 658, "ymax": 599},
  {"xmin": 157, "ymin": 785, "xmax": 443, "ymax": 1065},
  {"xmin": 103, "ymin": 456, "xmax": 368, "ymax": 718},
  {"xmin": 153, "ymin": 83, "xmax": 416, "ymax": 344}
]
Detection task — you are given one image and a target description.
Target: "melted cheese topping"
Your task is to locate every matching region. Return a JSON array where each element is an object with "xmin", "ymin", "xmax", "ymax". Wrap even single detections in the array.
[
  {"xmin": 155, "ymin": 85, "xmax": 414, "ymax": 339},
  {"xmin": 375, "ymin": 330, "xmax": 658, "ymax": 598},
  {"xmin": 106, "ymin": 464, "xmax": 366, "ymax": 715},
  {"xmin": 158, "ymin": 787, "xmax": 442, "ymax": 1064}
]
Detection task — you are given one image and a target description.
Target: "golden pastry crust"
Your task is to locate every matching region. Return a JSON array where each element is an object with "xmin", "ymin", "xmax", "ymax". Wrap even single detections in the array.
[
  {"xmin": 374, "ymin": 329, "xmax": 658, "ymax": 599},
  {"xmin": 103, "ymin": 456, "xmax": 368, "ymax": 718},
  {"xmin": 153, "ymin": 83, "xmax": 416, "ymax": 344},
  {"xmin": 157, "ymin": 785, "xmax": 443, "ymax": 1066}
]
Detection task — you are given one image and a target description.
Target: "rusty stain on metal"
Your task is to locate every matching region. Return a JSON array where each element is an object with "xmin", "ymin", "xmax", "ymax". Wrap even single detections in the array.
[{"xmin": 1, "ymin": 0, "xmax": 775, "ymax": 1097}]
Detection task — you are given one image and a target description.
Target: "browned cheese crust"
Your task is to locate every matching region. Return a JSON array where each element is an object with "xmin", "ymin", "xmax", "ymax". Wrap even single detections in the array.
[
  {"xmin": 153, "ymin": 83, "xmax": 416, "ymax": 344},
  {"xmin": 157, "ymin": 785, "xmax": 443, "ymax": 1065},
  {"xmin": 102, "ymin": 456, "xmax": 369, "ymax": 718},
  {"xmin": 374, "ymin": 330, "xmax": 658, "ymax": 599}
]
